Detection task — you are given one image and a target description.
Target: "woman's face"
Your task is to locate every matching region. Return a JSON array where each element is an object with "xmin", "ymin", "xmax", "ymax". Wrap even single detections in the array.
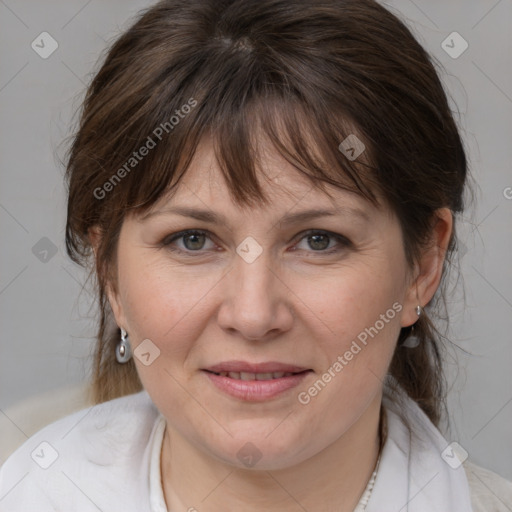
[{"xmin": 106, "ymin": 138, "xmax": 427, "ymax": 470}]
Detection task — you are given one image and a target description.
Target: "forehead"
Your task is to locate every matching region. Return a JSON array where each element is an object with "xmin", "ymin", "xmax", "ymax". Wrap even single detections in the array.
[{"xmin": 142, "ymin": 136, "xmax": 379, "ymax": 220}]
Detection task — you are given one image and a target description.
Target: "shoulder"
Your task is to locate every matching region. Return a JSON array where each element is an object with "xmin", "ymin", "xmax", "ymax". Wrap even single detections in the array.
[
  {"xmin": 463, "ymin": 460, "xmax": 512, "ymax": 512},
  {"xmin": 0, "ymin": 390, "xmax": 161, "ymax": 511}
]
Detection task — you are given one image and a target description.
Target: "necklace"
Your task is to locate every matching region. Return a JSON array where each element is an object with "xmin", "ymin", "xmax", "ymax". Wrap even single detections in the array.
[
  {"xmin": 355, "ymin": 406, "xmax": 387, "ymax": 511},
  {"xmin": 355, "ymin": 450, "xmax": 382, "ymax": 510}
]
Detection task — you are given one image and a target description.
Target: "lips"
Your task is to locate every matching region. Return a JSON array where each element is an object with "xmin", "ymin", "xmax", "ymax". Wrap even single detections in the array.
[
  {"xmin": 203, "ymin": 365, "xmax": 312, "ymax": 401},
  {"xmin": 202, "ymin": 361, "xmax": 313, "ymax": 400}
]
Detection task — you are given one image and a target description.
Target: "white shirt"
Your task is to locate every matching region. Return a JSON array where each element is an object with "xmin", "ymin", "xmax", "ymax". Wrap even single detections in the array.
[{"xmin": 1, "ymin": 388, "xmax": 511, "ymax": 511}]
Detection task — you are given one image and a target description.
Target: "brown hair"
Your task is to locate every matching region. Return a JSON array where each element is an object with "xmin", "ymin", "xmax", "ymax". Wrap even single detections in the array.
[{"xmin": 65, "ymin": 0, "xmax": 468, "ymax": 426}]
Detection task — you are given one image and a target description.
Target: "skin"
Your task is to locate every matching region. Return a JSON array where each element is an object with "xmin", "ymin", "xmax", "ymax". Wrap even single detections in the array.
[{"xmin": 91, "ymin": 138, "xmax": 452, "ymax": 512}]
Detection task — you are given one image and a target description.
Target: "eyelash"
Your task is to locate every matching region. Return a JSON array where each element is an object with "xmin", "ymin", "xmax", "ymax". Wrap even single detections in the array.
[{"xmin": 161, "ymin": 229, "xmax": 352, "ymax": 257}]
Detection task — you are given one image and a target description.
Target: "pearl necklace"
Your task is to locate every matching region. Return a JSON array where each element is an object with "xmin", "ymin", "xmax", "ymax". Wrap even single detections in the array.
[
  {"xmin": 354, "ymin": 407, "xmax": 387, "ymax": 511},
  {"xmin": 355, "ymin": 450, "xmax": 382, "ymax": 510}
]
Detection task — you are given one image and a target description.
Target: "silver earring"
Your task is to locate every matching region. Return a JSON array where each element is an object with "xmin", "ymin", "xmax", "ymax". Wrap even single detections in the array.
[
  {"xmin": 116, "ymin": 327, "xmax": 132, "ymax": 363},
  {"xmin": 402, "ymin": 305, "xmax": 422, "ymax": 348}
]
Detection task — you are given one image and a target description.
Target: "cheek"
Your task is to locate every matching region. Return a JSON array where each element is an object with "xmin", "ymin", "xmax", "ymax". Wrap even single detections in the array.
[
  {"xmin": 117, "ymin": 254, "xmax": 222, "ymax": 357},
  {"xmin": 298, "ymin": 258, "xmax": 405, "ymax": 399},
  {"xmin": 307, "ymin": 262, "xmax": 404, "ymax": 348},
  {"xmin": 116, "ymin": 256, "xmax": 216, "ymax": 411}
]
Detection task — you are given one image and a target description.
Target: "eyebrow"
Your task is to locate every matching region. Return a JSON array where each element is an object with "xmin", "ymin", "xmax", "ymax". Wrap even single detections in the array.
[{"xmin": 140, "ymin": 205, "xmax": 370, "ymax": 225}]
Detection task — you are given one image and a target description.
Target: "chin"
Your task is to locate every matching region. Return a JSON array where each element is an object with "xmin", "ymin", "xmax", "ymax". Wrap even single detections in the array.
[{"xmin": 204, "ymin": 430, "xmax": 313, "ymax": 471}]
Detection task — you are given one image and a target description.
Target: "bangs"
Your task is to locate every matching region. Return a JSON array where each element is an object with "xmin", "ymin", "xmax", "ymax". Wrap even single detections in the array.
[{"xmin": 123, "ymin": 89, "xmax": 381, "ymax": 219}]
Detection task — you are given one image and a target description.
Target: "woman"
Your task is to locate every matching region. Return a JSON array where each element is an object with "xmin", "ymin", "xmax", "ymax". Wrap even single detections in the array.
[{"xmin": 1, "ymin": 0, "xmax": 510, "ymax": 510}]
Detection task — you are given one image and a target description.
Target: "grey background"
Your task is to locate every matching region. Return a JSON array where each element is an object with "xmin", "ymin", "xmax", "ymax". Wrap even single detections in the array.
[{"xmin": 1, "ymin": 0, "xmax": 511, "ymax": 479}]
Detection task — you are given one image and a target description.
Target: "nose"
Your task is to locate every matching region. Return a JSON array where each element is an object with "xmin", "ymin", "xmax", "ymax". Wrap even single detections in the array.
[{"xmin": 216, "ymin": 248, "xmax": 294, "ymax": 341}]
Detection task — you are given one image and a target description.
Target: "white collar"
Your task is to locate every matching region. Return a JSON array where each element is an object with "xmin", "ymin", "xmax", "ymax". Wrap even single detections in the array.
[{"xmin": 367, "ymin": 378, "xmax": 473, "ymax": 511}]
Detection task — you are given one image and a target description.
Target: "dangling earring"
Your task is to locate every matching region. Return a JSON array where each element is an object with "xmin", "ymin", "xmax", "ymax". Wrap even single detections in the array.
[
  {"xmin": 116, "ymin": 327, "xmax": 132, "ymax": 363},
  {"xmin": 402, "ymin": 305, "xmax": 422, "ymax": 348}
]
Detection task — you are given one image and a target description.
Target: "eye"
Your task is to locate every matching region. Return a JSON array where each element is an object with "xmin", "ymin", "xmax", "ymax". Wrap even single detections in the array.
[
  {"xmin": 162, "ymin": 230, "xmax": 216, "ymax": 254},
  {"xmin": 292, "ymin": 230, "xmax": 352, "ymax": 254}
]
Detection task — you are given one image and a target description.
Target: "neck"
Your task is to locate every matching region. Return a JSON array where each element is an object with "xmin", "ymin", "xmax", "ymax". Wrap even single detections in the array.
[{"xmin": 161, "ymin": 393, "xmax": 384, "ymax": 512}]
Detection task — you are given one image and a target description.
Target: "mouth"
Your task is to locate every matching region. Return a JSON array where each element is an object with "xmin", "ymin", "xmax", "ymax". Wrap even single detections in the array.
[{"xmin": 201, "ymin": 362, "xmax": 313, "ymax": 401}]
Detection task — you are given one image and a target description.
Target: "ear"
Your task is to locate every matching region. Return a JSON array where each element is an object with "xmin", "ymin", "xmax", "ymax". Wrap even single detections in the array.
[
  {"xmin": 400, "ymin": 208, "xmax": 453, "ymax": 327},
  {"xmin": 87, "ymin": 225, "xmax": 127, "ymax": 330}
]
